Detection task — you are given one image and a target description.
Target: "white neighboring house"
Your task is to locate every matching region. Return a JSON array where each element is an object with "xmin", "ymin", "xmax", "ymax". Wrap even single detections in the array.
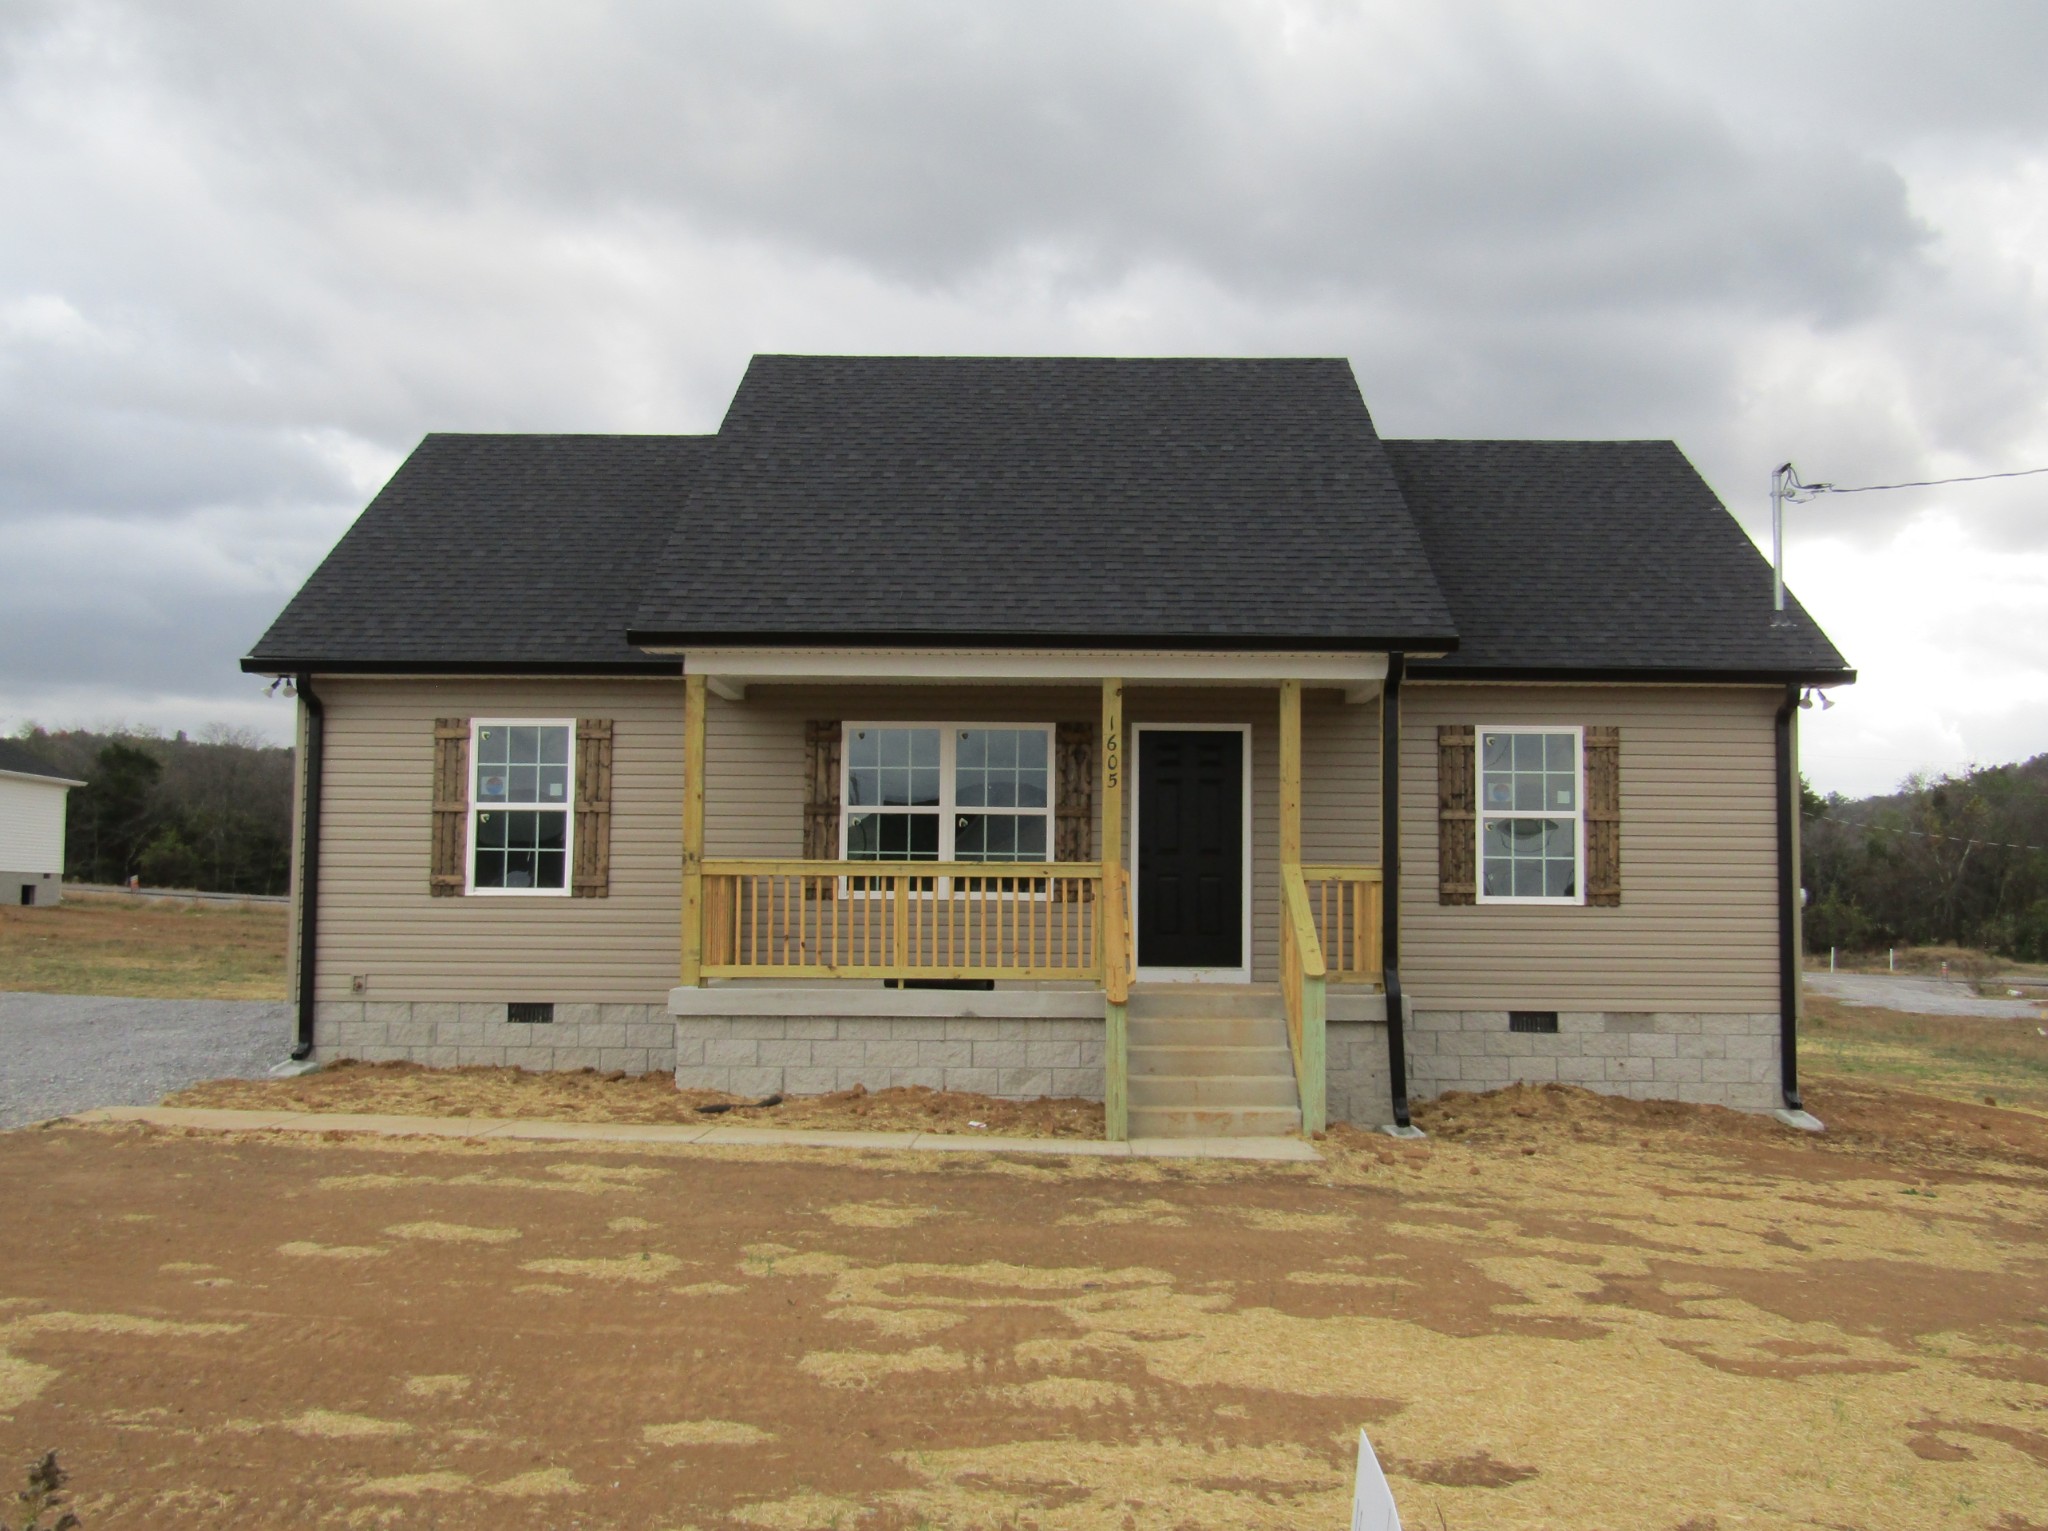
[{"xmin": 0, "ymin": 741, "xmax": 86, "ymax": 908}]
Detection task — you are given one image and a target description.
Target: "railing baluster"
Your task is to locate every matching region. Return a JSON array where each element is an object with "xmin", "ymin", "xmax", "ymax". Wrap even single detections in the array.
[{"xmin": 693, "ymin": 861, "xmax": 1113, "ymax": 977}]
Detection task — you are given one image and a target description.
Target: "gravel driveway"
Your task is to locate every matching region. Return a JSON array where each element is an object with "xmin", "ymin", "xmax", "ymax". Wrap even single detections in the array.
[
  {"xmin": 1806, "ymin": 972, "xmax": 2046, "ymax": 1020},
  {"xmin": 0, "ymin": 992, "xmax": 292, "ymax": 1129}
]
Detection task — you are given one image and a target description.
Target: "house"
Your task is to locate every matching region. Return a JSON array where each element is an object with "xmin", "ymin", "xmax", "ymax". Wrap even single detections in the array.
[
  {"xmin": 0, "ymin": 739, "xmax": 86, "ymax": 907},
  {"xmin": 244, "ymin": 356, "xmax": 1853, "ymax": 1138}
]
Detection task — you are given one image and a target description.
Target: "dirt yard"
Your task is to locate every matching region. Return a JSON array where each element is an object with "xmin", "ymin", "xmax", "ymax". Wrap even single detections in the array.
[
  {"xmin": 0, "ymin": 894, "xmax": 287, "ymax": 1000},
  {"xmin": 3, "ymin": 1079, "xmax": 2045, "ymax": 1529}
]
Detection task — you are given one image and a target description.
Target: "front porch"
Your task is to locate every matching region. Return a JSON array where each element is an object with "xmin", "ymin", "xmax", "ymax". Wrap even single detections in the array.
[{"xmin": 666, "ymin": 659, "xmax": 1398, "ymax": 1139}]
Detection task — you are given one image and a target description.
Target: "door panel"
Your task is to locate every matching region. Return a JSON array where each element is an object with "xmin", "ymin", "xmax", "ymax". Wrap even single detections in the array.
[{"xmin": 1137, "ymin": 730, "xmax": 1244, "ymax": 968}]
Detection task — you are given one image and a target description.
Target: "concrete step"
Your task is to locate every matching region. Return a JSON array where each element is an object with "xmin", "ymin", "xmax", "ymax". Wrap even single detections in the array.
[
  {"xmin": 1127, "ymin": 984, "xmax": 1283, "ymax": 1021},
  {"xmin": 1128, "ymin": 1043, "xmax": 1295, "ymax": 1077},
  {"xmin": 1128, "ymin": 1073, "xmax": 1301, "ymax": 1109},
  {"xmin": 1129, "ymin": 1016, "xmax": 1290, "ymax": 1050},
  {"xmin": 1129, "ymin": 1105, "xmax": 1304, "ymax": 1138}
]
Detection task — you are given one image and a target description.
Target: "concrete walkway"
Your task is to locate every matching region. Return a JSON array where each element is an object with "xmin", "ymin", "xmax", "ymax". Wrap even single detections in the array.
[
  {"xmin": 66, "ymin": 1106, "xmax": 1322, "ymax": 1162},
  {"xmin": 1806, "ymin": 972, "xmax": 2046, "ymax": 1020}
]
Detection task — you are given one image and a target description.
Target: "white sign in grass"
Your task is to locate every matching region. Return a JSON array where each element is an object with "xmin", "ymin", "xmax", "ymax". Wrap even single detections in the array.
[{"xmin": 1351, "ymin": 1427, "xmax": 1402, "ymax": 1531}]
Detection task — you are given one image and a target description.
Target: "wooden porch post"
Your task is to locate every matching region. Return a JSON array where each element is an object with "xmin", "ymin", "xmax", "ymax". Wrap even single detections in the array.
[
  {"xmin": 680, "ymin": 673, "xmax": 708, "ymax": 986},
  {"xmin": 1278, "ymin": 679, "xmax": 1326, "ymax": 1132},
  {"xmin": 1100, "ymin": 677, "xmax": 1128, "ymax": 1141},
  {"xmin": 1279, "ymin": 680, "xmax": 1302, "ymax": 867}
]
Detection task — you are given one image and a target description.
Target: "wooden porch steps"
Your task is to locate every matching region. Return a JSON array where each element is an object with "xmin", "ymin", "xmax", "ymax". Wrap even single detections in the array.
[{"xmin": 1125, "ymin": 985, "xmax": 1302, "ymax": 1138}]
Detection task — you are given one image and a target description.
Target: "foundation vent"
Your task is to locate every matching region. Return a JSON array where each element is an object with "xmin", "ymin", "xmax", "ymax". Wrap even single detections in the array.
[
  {"xmin": 1508, "ymin": 1011, "xmax": 1559, "ymax": 1034},
  {"xmin": 507, "ymin": 1002, "xmax": 555, "ymax": 1025}
]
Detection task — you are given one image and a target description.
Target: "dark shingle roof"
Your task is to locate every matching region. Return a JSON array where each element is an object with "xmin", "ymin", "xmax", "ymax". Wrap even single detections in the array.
[
  {"xmin": 246, "ymin": 361, "xmax": 1854, "ymax": 683},
  {"xmin": 1383, "ymin": 439, "xmax": 1853, "ymax": 681},
  {"xmin": 246, "ymin": 435, "xmax": 712, "ymax": 671},
  {"xmin": 0, "ymin": 739, "xmax": 83, "ymax": 783},
  {"xmin": 626, "ymin": 356, "xmax": 1458, "ymax": 649}
]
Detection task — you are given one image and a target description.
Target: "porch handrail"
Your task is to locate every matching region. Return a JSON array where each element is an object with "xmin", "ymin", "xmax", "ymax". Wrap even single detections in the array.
[
  {"xmin": 1280, "ymin": 862, "xmax": 1328, "ymax": 1135},
  {"xmin": 699, "ymin": 858, "xmax": 1105, "ymax": 981},
  {"xmin": 1299, "ymin": 863, "xmax": 1385, "ymax": 984}
]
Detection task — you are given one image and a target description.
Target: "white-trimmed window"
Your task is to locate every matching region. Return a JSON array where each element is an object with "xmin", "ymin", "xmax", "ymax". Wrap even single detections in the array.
[
  {"xmin": 469, "ymin": 719, "xmax": 574, "ymax": 895},
  {"xmin": 1477, "ymin": 726, "xmax": 1583, "ymax": 904},
  {"xmin": 840, "ymin": 724, "xmax": 1053, "ymax": 879}
]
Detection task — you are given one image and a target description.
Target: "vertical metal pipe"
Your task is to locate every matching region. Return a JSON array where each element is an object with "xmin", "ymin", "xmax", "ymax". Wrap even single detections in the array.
[
  {"xmin": 1772, "ymin": 463, "xmax": 1787, "ymax": 615},
  {"xmin": 291, "ymin": 674, "xmax": 323, "ymax": 1060},
  {"xmin": 1776, "ymin": 683, "xmax": 1803, "ymax": 1111},
  {"xmin": 1380, "ymin": 654, "xmax": 1411, "ymax": 1128}
]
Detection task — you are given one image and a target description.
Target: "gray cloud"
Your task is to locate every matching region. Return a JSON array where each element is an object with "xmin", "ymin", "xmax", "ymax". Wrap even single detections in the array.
[{"xmin": 2, "ymin": 0, "xmax": 2045, "ymax": 785}]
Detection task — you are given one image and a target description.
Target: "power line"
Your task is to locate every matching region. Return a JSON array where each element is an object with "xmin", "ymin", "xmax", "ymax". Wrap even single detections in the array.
[
  {"xmin": 1819, "ymin": 813, "xmax": 2048, "ymax": 855},
  {"xmin": 1810, "ymin": 465, "xmax": 2048, "ymax": 496}
]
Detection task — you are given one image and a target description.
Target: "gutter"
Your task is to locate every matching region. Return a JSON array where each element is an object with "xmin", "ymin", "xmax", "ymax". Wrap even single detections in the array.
[
  {"xmin": 1405, "ymin": 663, "xmax": 1857, "ymax": 688},
  {"xmin": 1380, "ymin": 653, "xmax": 1415, "ymax": 1131},
  {"xmin": 1775, "ymin": 683, "xmax": 1802, "ymax": 1113},
  {"xmin": 241, "ymin": 657, "xmax": 677, "ymax": 677},
  {"xmin": 292, "ymin": 673, "xmax": 324, "ymax": 1061}
]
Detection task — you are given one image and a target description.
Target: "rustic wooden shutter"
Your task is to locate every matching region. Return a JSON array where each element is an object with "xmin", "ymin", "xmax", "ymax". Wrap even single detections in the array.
[
  {"xmin": 1437, "ymin": 724, "xmax": 1476, "ymax": 905},
  {"xmin": 804, "ymin": 721, "xmax": 842, "ymax": 860},
  {"xmin": 1054, "ymin": 720, "xmax": 1096, "ymax": 901},
  {"xmin": 1054, "ymin": 720, "xmax": 1096, "ymax": 861},
  {"xmin": 1584, "ymin": 725, "xmax": 1622, "ymax": 907},
  {"xmin": 430, "ymin": 718, "xmax": 469, "ymax": 897},
  {"xmin": 572, "ymin": 718, "xmax": 614, "ymax": 898}
]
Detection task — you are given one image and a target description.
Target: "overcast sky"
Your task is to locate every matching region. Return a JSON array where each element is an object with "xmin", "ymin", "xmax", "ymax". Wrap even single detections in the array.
[{"xmin": 3, "ymin": 1, "xmax": 2045, "ymax": 796}]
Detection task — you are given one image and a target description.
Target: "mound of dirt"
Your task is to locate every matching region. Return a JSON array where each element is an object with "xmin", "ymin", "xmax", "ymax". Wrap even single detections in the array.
[
  {"xmin": 1389, "ymin": 1078, "xmax": 2048, "ymax": 1177},
  {"xmin": 164, "ymin": 1060, "xmax": 1104, "ymax": 1138}
]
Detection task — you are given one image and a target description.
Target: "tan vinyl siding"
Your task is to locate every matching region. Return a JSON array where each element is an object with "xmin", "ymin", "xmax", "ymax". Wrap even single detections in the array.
[
  {"xmin": 302, "ymin": 676, "xmax": 1390, "ymax": 1001},
  {"xmin": 312, "ymin": 676, "xmax": 683, "ymax": 1004},
  {"xmin": 706, "ymin": 685, "xmax": 1384, "ymax": 984},
  {"xmin": 1400, "ymin": 683, "xmax": 1780, "ymax": 1012},
  {"xmin": 704, "ymin": 685, "xmax": 1100, "ymax": 862},
  {"xmin": 1302, "ymin": 692, "xmax": 1382, "ymax": 868}
]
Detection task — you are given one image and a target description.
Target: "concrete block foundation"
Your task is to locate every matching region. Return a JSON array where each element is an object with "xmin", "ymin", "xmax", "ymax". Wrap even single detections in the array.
[
  {"xmin": 312, "ymin": 1001, "xmax": 675, "ymax": 1075},
  {"xmin": 673, "ymin": 1016, "xmax": 1106, "ymax": 1099},
  {"xmin": 1393, "ymin": 1010, "xmax": 1784, "ymax": 1116}
]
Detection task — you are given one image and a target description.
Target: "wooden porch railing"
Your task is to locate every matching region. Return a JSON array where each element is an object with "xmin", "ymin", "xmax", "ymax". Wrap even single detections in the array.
[
  {"xmin": 699, "ymin": 859, "xmax": 1105, "ymax": 980},
  {"xmin": 1299, "ymin": 864, "xmax": 1385, "ymax": 984},
  {"xmin": 1279, "ymin": 863, "xmax": 1328, "ymax": 1136}
]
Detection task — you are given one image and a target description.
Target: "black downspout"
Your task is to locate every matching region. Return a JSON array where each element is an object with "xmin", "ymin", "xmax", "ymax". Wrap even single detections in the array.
[
  {"xmin": 1775, "ymin": 683, "xmax": 1801, "ymax": 1112},
  {"xmin": 1381, "ymin": 654, "xmax": 1411, "ymax": 1129},
  {"xmin": 291, "ymin": 673, "xmax": 324, "ymax": 1061}
]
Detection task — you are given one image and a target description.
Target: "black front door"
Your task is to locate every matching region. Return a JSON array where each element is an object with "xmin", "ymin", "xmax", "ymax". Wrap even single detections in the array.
[{"xmin": 1136, "ymin": 730, "xmax": 1244, "ymax": 969}]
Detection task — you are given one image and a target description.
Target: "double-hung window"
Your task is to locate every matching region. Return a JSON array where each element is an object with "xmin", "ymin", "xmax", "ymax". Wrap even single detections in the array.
[
  {"xmin": 842, "ymin": 724, "xmax": 1053, "ymax": 887},
  {"xmin": 470, "ymin": 720, "xmax": 573, "ymax": 894},
  {"xmin": 1477, "ymin": 726, "xmax": 1582, "ymax": 904}
]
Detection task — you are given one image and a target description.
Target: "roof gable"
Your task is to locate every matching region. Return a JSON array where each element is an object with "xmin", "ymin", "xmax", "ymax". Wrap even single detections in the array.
[
  {"xmin": 627, "ymin": 356, "xmax": 1457, "ymax": 649},
  {"xmin": 248, "ymin": 434, "xmax": 712, "ymax": 671},
  {"xmin": 1383, "ymin": 439, "xmax": 1852, "ymax": 681}
]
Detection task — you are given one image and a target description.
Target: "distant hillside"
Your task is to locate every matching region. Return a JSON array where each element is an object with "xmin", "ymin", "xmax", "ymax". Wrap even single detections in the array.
[
  {"xmin": 11, "ymin": 726, "xmax": 293, "ymax": 896},
  {"xmin": 1804, "ymin": 753, "xmax": 2048, "ymax": 958}
]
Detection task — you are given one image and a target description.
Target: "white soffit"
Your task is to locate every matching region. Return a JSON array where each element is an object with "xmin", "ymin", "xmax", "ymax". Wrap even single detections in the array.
[{"xmin": 669, "ymin": 648, "xmax": 1392, "ymax": 688}]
